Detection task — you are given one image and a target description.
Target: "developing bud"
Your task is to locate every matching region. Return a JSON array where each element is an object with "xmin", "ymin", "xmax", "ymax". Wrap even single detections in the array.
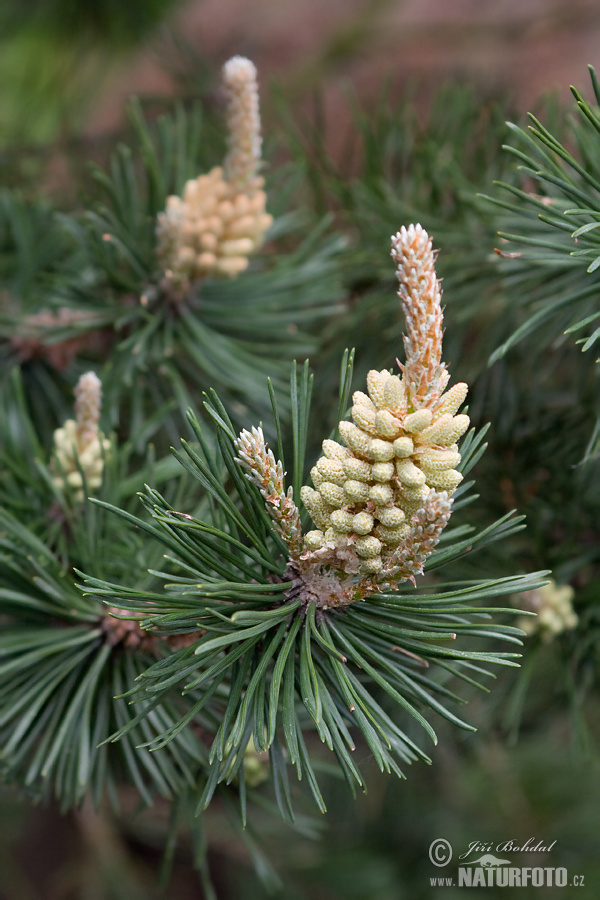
[
  {"xmin": 156, "ymin": 57, "xmax": 272, "ymax": 289},
  {"xmin": 222, "ymin": 56, "xmax": 262, "ymax": 188}
]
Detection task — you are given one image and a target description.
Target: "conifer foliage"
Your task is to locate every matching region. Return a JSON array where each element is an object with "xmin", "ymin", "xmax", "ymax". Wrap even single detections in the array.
[
  {"xmin": 0, "ymin": 53, "xmax": 554, "ymax": 890},
  {"xmin": 486, "ymin": 65, "xmax": 600, "ymax": 365},
  {"xmin": 78, "ymin": 225, "xmax": 543, "ymax": 818},
  {"xmin": 0, "ymin": 56, "xmax": 343, "ymax": 441}
]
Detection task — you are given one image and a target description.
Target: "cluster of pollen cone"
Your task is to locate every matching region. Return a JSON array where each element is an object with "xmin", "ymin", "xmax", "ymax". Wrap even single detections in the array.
[
  {"xmin": 301, "ymin": 373, "xmax": 468, "ymax": 575},
  {"xmin": 301, "ymin": 224, "xmax": 470, "ymax": 577},
  {"xmin": 156, "ymin": 56, "xmax": 272, "ymax": 289},
  {"xmin": 156, "ymin": 166, "xmax": 272, "ymax": 285},
  {"xmin": 51, "ymin": 371, "xmax": 111, "ymax": 502},
  {"xmin": 234, "ymin": 218, "xmax": 470, "ymax": 600}
]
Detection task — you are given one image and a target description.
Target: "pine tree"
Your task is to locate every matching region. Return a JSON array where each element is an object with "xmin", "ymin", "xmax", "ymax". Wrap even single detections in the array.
[{"xmin": 2, "ymin": 52, "xmax": 597, "ymax": 896}]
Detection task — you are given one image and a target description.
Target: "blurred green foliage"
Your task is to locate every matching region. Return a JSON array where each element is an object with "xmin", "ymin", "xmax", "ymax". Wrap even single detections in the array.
[{"xmin": 0, "ymin": 0, "xmax": 185, "ymax": 145}]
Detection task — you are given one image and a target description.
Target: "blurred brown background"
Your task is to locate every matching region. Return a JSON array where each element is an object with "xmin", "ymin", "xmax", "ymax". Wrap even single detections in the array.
[{"xmin": 87, "ymin": 0, "xmax": 600, "ymax": 136}]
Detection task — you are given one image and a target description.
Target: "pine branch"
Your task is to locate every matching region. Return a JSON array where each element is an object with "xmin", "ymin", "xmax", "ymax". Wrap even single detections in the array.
[
  {"xmin": 485, "ymin": 66, "xmax": 600, "ymax": 364},
  {"xmin": 78, "ymin": 228, "xmax": 544, "ymax": 818},
  {"xmin": 0, "ymin": 367, "xmax": 214, "ymax": 809},
  {"xmin": 0, "ymin": 61, "xmax": 345, "ymax": 448}
]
